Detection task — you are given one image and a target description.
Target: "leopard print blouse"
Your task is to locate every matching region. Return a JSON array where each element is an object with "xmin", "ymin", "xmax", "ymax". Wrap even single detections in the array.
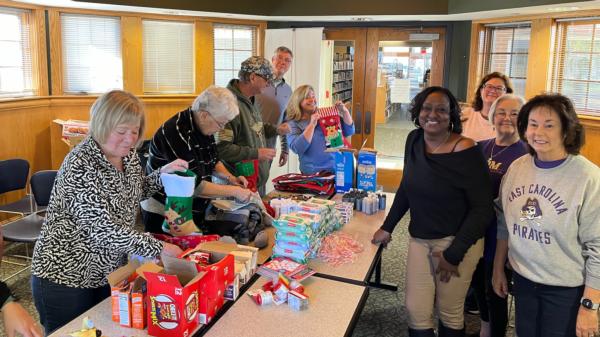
[{"xmin": 32, "ymin": 136, "xmax": 164, "ymax": 288}]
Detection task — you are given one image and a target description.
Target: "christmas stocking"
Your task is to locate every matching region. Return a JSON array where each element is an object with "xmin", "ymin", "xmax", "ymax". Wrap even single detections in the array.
[
  {"xmin": 235, "ymin": 159, "xmax": 259, "ymax": 192},
  {"xmin": 161, "ymin": 170, "xmax": 200, "ymax": 236},
  {"xmin": 317, "ymin": 106, "xmax": 351, "ymax": 148}
]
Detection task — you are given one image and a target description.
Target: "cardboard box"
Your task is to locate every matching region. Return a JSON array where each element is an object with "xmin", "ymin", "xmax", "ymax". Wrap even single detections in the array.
[
  {"xmin": 179, "ymin": 247, "xmax": 236, "ymax": 324},
  {"xmin": 334, "ymin": 150, "xmax": 355, "ymax": 192},
  {"xmin": 107, "ymin": 261, "xmax": 158, "ymax": 329},
  {"xmin": 224, "ymin": 274, "xmax": 240, "ymax": 301},
  {"xmin": 357, "ymin": 149, "xmax": 378, "ymax": 192},
  {"xmin": 197, "ymin": 241, "xmax": 259, "ymax": 279},
  {"xmin": 53, "ymin": 119, "xmax": 89, "ymax": 148},
  {"xmin": 144, "ymin": 256, "xmax": 206, "ymax": 337}
]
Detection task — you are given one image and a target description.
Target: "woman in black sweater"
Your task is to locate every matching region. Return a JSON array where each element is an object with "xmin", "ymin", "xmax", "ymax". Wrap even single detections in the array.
[{"xmin": 372, "ymin": 87, "xmax": 493, "ymax": 337}]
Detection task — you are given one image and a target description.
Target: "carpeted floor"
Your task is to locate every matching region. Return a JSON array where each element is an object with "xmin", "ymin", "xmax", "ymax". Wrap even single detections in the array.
[
  {"xmin": 351, "ymin": 216, "xmax": 516, "ymax": 337},
  {"xmin": 0, "ymin": 215, "xmax": 515, "ymax": 337}
]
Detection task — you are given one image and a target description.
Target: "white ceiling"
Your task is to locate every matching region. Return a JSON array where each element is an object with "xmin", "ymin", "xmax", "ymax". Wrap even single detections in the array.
[{"xmin": 17, "ymin": 0, "xmax": 600, "ymax": 21}]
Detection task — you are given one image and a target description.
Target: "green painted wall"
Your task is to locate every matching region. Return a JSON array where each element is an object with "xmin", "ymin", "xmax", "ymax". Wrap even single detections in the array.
[
  {"xmin": 448, "ymin": 0, "xmax": 590, "ymax": 14},
  {"xmin": 76, "ymin": 0, "xmax": 593, "ymax": 16},
  {"xmin": 76, "ymin": 0, "xmax": 449, "ymax": 16},
  {"xmin": 446, "ymin": 21, "xmax": 471, "ymax": 102}
]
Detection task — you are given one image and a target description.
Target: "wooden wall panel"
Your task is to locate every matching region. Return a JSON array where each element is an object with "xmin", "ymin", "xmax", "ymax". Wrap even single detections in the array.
[
  {"xmin": 377, "ymin": 168, "xmax": 403, "ymax": 193},
  {"xmin": 195, "ymin": 20, "xmax": 214, "ymax": 93},
  {"xmin": 122, "ymin": 16, "xmax": 143, "ymax": 95},
  {"xmin": 47, "ymin": 9, "xmax": 63, "ymax": 96},
  {"xmin": 580, "ymin": 117, "xmax": 600, "ymax": 166},
  {"xmin": 0, "ymin": 99, "xmax": 52, "ymax": 207},
  {"xmin": 524, "ymin": 18, "xmax": 553, "ymax": 99}
]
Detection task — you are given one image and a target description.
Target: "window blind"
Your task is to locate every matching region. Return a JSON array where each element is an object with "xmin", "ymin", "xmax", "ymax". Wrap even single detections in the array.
[
  {"xmin": 551, "ymin": 19, "xmax": 600, "ymax": 116},
  {"xmin": 213, "ymin": 24, "xmax": 256, "ymax": 87},
  {"xmin": 143, "ymin": 20, "xmax": 194, "ymax": 94},
  {"xmin": 61, "ymin": 13, "xmax": 122, "ymax": 94},
  {"xmin": 477, "ymin": 24, "xmax": 531, "ymax": 96},
  {"xmin": 0, "ymin": 7, "xmax": 33, "ymax": 97}
]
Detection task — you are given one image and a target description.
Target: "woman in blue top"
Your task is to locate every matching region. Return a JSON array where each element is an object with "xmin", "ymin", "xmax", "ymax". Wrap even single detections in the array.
[{"xmin": 286, "ymin": 84, "xmax": 355, "ymax": 174}]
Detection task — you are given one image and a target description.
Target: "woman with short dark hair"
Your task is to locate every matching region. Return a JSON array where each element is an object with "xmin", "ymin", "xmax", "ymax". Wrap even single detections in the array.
[
  {"xmin": 372, "ymin": 86, "xmax": 493, "ymax": 337},
  {"xmin": 493, "ymin": 93, "xmax": 600, "ymax": 337}
]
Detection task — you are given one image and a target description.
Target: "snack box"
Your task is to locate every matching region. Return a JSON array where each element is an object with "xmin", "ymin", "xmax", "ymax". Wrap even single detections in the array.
[
  {"xmin": 143, "ymin": 256, "xmax": 206, "ymax": 337},
  {"xmin": 107, "ymin": 261, "xmax": 161, "ymax": 329},
  {"xmin": 357, "ymin": 149, "xmax": 378, "ymax": 192},
  {"xmin": 179, "ymin": 249, "xmax": 235, "ymax": 302}
]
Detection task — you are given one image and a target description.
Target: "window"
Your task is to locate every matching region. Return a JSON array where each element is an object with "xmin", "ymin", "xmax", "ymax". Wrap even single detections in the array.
[
  {"xmin": 477, "ymin": 23, "xmax": 531, "ymax": 96},
  {"xmin": 0, "ymin": 7, "xmax": 33, "ymax": 97},
  {"xmin": 213, "ymin": 24, "xmax": 256, "ymax": 87},
  {"xmin": 61, "ymin": 13, "xmax": 122, "ymax": 94},
  {"xmin": 143, "ymin": 20, "xmax": 194, "ymax": 94},
  {"xmin": 551, "ymin": 18, "xmax": 600, "ymax": 116}
]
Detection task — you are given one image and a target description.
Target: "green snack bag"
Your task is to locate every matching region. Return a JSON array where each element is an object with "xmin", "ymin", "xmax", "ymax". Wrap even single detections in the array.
[{"xmin": 160, "ymin": 169, "xmax": 200, "ymax": 236}]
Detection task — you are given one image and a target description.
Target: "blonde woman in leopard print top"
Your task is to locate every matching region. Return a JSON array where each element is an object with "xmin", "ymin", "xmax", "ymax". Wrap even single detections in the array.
[{"xmin": 31, "ymin": 90, "xmax": 186, "ymax": 334}]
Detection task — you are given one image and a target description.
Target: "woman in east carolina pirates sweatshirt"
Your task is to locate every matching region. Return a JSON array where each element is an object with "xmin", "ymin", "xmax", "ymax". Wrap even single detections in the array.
[{"xmin": 494, "ymin": 94, "xmax": 600, "ymax": 337}]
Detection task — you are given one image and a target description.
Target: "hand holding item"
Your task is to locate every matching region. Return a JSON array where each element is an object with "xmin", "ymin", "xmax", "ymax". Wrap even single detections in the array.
[
  {"xmin": 233, "ymin": 187, "xmax": 253, "ymax": 203},
  {"xmin": 160, "ymin": 159, "xmax": 189, "ymax": 174},
  {"xmin": 277, "ymin": 122, "xmax": 291, "ymax": 135},
  {"xmin": 229, "ymin": 175, "xmax": 248, "ymax": 188},
  {"xmin": 432, "ymin": 251, "xmax": 460, "ymax": 283},
  {"xmin": 3, "ymin": 301, "xmax": 43, "ymax": 337},
  {"xmin": 258, "ymin": 148, "xmax": 276, "ymax": 161},
  {"xmin": 371, "ymin": 228, "xmax": 392, "ymax": 247},
  {"xmin": 309, "ymin": 111, "xmax": 321, "ymax": 127},
  {"xmin": 335, "ymin": 100, "xmax": 352, "ymax": 122},
  {"xmin": 278, "ymin": 152, "xmax": 288, "ymax": 167},
  {"xmin": 161, "ymin": 242, "xmax": 183, "ymax": 257}
]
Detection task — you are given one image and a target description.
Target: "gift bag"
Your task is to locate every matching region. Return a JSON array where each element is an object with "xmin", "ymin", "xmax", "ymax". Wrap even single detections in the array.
[
  {"xmin": 317, "ymin": 106, "xmax": 351, "ymax": 149},
  {"xmin": 161, "ymin": 170, "xmax": 201, "ymax": 236},
  {"xmin": 235, "ymin": 159, "xmax": 259, "ymax": 192}
]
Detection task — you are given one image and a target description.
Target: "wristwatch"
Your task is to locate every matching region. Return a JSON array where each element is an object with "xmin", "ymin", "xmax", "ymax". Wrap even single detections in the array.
[{"xmin": 580, "ymin": 297, "xmax": 600, "ymax": 310}]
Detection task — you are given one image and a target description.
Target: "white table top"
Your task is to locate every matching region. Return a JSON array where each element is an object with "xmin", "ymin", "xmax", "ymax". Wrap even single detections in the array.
[
  {"xmin": 48, "ymin": 297, "xmax": 203, "ymax": 337},
  {"xmin": 204, "ymin": 276, "xmax": 367, "ymax": 337},
  {"xmin": 306, "ymin": 193, "xmax": 392, "ymax": 283}
]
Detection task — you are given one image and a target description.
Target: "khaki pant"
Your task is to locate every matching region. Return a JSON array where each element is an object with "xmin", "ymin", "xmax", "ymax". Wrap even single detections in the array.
[{"xmin": 405, "ymin": 236, "xmax": 483, "ymax": 330}]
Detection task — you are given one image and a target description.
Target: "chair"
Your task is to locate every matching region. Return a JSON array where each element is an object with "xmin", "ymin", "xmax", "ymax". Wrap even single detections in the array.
[
  {"xmin": 0, "ymin": 159, "xmax": 35, "ymax": 216},
  {"xmin": 1, "ymin": 170, "xmax": 57, "ymax": 281}
]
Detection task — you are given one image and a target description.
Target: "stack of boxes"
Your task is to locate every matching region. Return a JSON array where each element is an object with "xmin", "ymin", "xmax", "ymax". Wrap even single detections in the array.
[{"xmin": 272, "ymin": 198, "xmax": 340, "ymax": 264}]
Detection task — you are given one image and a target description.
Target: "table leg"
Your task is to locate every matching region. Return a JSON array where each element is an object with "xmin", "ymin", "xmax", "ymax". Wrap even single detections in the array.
[{"xmin": 368, "ymin": 246, "xmax": 398, "ymax": 291}]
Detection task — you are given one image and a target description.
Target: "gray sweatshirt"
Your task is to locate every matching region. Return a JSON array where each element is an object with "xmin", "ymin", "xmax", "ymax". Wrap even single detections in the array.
[{"xmin": 497, "ymin": 154, "xmax": 600, "ymax": 289}]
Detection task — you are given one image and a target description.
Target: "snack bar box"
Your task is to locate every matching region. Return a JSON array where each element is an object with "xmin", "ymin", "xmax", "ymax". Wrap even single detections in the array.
[
  {"xmin": 143, "ymin": 255, "xmax": 206, "ymax": 337},
  {"xmin": 179, "ymin": 248, "xmax": 236, "ymax": 324}
]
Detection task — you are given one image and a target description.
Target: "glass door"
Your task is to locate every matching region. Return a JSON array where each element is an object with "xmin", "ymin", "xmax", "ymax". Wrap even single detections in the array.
[
  {"xmin": 374, "ymin": 41, "xmax": 433, "ymax": 168},
  {"xmin": 363, "ymin": 27, "xmax": 446, "ymax": 189}
]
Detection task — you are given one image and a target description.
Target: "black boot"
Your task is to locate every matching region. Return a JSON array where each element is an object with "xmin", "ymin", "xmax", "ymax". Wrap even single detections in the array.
[
  {"xmin": 408, "ymin": 328, "xmax": 435, "ymax": 337},
  {"xmin": 437, "ymin": 322, "xmax": 465, "ymax": 337}
]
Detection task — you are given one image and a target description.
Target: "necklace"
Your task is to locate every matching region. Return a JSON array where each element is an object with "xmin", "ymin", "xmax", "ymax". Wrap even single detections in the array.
[
  {"xmin": 430, "ymin": 132, "xmax": 451, "ymax": 154},
  {"xmin": 489, "ymin": 140, "xmax": 517, "ymax": 161}
]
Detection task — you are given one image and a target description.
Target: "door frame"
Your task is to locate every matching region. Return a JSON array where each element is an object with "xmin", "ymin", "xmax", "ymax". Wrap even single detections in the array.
[
  {"xmin": 363, "ymin": 27, "xmax": 446, "ymax": 148},
  {"xmin": 324, "ymin": 28, "xmax": 368, "ymax": 149}
]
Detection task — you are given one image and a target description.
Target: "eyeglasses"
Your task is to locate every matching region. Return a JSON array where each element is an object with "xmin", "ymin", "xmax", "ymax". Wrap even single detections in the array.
[
  {"xmin": 207, "ymin": 112, "xmax": 227, "ymax": 130},
  {"xmin": 482, "ymin": 84, "xmax": 507, "ymax": 93}
]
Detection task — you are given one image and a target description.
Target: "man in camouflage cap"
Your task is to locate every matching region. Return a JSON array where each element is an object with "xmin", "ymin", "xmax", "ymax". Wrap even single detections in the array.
[{"xmin": 216, "ymin": 56, "xmax": 290, "ymax": 196}]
